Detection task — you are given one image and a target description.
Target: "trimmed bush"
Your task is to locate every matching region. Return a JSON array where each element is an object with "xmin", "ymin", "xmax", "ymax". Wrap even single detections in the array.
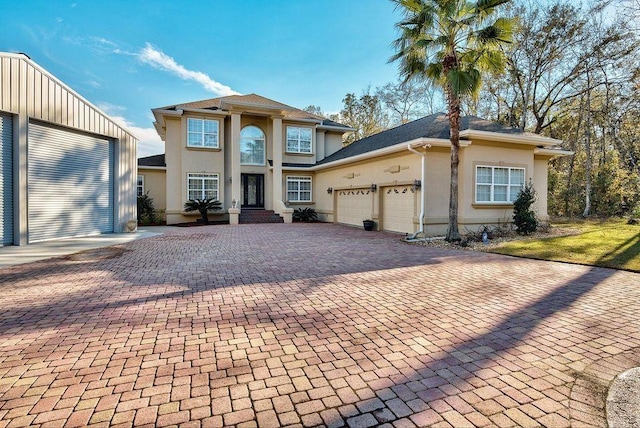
[{"xmin": 513, "ymin": 181, "xmax": 538, "ymax": 235}]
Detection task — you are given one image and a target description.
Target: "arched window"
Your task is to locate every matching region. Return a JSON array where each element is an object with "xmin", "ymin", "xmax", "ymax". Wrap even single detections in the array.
[{"xmin": 240, "ymin": 126, "xmax": 265, "ymax": 165}]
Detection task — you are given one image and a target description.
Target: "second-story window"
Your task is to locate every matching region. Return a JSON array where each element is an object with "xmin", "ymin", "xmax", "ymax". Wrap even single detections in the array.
[
  {"xmin": 240, "ymin": 126, "xmax": 266, "ymax": 165},
  {"xmin": 187, "ymin": 118, "xmax": 219, "ymax": 148},
  {"xmin": 286, "ymin": 126, "xmax": 313, "ymax": 154}
]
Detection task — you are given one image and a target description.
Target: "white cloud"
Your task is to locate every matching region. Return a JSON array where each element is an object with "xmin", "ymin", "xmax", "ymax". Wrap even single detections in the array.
[
  {"xmin": 97, "ymin": 103, "xmax": 164, "ymax": 159},
  {"xmin": 137, "ymin": 43, "xmax": 240, "ymax": 96}
]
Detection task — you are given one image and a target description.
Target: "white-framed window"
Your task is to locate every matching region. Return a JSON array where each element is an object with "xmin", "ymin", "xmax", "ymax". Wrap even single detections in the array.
[
  {"xmin": 137, "ymin": 175, "xmax": 144, "ymax": 197},
  {"xmin": 187, "ymin": 118, "xmax": 219, "ymax": 148},
  {"xmin": 287, "ymin": 176, "xmax": 312, "ymax": 202},
  {"xmin": 187, "ymin": 173, "xmax": 219, "ymax": 201},
  {"xmin": 286, "ymin": 126, "xmax": 313, "ymax": 153},
  {"xmin": 240, "ymin": 125, "xmax": 266, "ymax": 165},
  {"xmin": 475, "ymin": 165, "xmax": 525, "ymax": 203}
]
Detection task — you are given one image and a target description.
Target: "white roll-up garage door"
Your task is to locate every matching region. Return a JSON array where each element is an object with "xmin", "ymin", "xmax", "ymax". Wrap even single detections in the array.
[
  {"xmin": 0, "ymin": 112, "xmax": 12, "ymax": 246},
  {"xmin": 336, "ymin": 188, "xmax": 373, "ymax": 227},
  {"xmin": 28, "ymin": 121, "xmax": 114, "ymax": 242},
  {"xmin": 382, "ymin": 185, "xmax": 416, "ymax": 234}
]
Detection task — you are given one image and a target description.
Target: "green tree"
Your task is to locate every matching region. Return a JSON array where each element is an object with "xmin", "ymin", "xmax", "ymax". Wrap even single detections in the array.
[
  {"xmin": 331, "ymin": 90, "xmax": 389, "ymax": 145},
  {"xmin": 184, "ymin": 198, "xmax": 222, "ymax": 224},
  {"xmin": 513, "ymin": 181, "xmax": 538, "ymax": 235},
  {"xmin": 390, "ymin": 0, "xmax": 515, "ymax": 241}
]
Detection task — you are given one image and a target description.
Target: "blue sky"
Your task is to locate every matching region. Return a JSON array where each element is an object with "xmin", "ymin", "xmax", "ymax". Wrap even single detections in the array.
[{"xmin": 1, "ymin": 0, "xmax": 402, "ymax": 157}]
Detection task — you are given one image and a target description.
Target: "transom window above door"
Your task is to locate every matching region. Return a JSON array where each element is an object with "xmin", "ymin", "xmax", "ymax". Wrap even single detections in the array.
[
  {"xmin": 187, "ymin": 118, "xmax": 219, "ymax": 148},
  {"xmin": 240, "ymin": 126, "xmax": 266, "ymax": 165}
]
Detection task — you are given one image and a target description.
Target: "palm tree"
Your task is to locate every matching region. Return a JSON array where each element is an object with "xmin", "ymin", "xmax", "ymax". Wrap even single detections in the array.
[
  {"xmin": 184, "ymin": 198, "xmax": 222, "ymax": 224},
  {"xmin": 390, "ymin": 0, "xmax": 515, "ymax": 241}
]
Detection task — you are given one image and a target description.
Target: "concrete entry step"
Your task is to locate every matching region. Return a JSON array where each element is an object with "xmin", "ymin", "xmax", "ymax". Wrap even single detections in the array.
[{"xmin": 239, "ymin": 209, "xmax": 284, "ymax": 224}]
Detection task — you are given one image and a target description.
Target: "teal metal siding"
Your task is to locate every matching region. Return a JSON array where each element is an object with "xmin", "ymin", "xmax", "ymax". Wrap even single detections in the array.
[
  {"xmin": 28, "ymin": 121, "xmax": 114, "ymax": 242},
  {"xmin": 0, "ymin": 112, "xmax": 12, "ymax": 245}
]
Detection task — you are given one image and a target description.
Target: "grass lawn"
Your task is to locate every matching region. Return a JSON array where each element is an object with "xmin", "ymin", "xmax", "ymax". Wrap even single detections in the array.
[{"xmin": 489, "ymin": 219, "xmax": 640, "ymax": 272}]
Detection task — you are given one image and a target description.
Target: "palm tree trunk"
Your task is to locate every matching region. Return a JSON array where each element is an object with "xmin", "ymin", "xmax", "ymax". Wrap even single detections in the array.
[{"xmin": 446, "ymin": 88, "xmax": 461, "ymax": 242}]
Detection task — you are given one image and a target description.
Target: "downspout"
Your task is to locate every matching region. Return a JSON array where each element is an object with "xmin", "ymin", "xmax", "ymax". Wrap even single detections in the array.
[{"xmin": 407, "ymin": 143, "xmax": 430, "ymax": 239}]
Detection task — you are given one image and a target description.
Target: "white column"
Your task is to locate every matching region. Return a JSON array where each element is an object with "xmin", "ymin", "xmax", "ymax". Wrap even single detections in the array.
[
  {"xmin": 230, "ymin": 112, "xmax": 242, "ymax": 208},
  {"xmin": 272, "ymin": 116, "xmax": 283, "ymax": 214}
]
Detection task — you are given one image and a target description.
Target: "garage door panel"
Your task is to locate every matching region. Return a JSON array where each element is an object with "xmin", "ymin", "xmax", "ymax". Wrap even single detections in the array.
[
  {"xmin": 382, "ymin": 185, "xmax": 416, "ymax": 234},
  {"xmin": 0, "ymin": 112, "xmax": 12, "ymax": 246},
  {"xmin": 336, "ymin": 188, "xmax": 372, "ymax": 227},
  {"xmin": 28, "ymin": 121, "xmax": 114, "ymax": 242}
]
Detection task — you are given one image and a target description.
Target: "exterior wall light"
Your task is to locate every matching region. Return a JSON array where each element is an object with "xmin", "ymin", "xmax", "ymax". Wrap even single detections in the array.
[
  {"xmin": 370, "ymin": 184, "xmax": 377, "ymax": 192},
  {"xmin": 327, "ymin": 187, "xmax": 333, "ymax": 194},
  {"xmin": 412, "ymin": 179, "xmax": 422, "ymax": 191}
]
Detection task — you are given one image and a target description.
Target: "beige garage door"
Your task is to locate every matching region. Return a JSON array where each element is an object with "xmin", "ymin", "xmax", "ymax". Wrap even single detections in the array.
[
  {"xmin": 382, "ymin": 185, "xmax": 416, "ymax": 234},
  {"xmin": 336, "ymin": 188, "xmax": 372, "ymax": 227}
]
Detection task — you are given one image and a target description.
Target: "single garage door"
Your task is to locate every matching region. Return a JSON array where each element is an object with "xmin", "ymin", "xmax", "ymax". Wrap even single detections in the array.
[
  {"xmin": 0, "ymin": 112, "xmax": 12, "ymax": 246},
  {"xmin": 28, "ymin": 121, "xmax": 114, "ymax": 242},
  {"xmin": 336, "ymin": 188, "xmax": 372, "ymax": 227},
  {"xmin": 382, "ymin": 185, "xmax": 416, "ymax": 234}
]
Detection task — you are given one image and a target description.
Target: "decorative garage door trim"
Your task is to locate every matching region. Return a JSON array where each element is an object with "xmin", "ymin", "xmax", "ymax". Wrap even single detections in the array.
[
  {"xmin": 0, "ymin": 112, "xmax": 12, "ymax": 246},
  {"xmin": 382, "ymin": 185, "xmax": 416, "ymax": 234},
  {"xmin": 336, "ymin": 187, "xmax": 373, "ymax": 227},
  {"xmin": 28, "ymin": 121, "xmax": 114, "ymax": 242}
]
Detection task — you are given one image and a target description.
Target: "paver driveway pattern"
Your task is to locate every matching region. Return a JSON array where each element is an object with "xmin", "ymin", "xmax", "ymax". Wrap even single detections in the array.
[{"xmin": 0, "ymin": 223, "xmax": 639, "ymax": 428}]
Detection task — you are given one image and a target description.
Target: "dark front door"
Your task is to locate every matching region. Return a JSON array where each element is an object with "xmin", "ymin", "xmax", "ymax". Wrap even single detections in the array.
[{"xmin": 241, "ymin": 174, "xmax": 264, "ymax": 208}]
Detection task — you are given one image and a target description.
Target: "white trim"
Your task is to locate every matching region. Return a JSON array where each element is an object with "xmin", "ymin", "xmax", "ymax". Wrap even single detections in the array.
[
  {"xmin": 187, "ymin": 172, "xmax": 220, "ymax": 201},
  {"xmin": 187, "ymin": 118, "xmax": 219, "ymax": 149},
  {"xmin": 317, "ymin": 124, "xmax": 356, "ymax": 132},
  {"xmin": 137, "ymin": 175, "xmax": 145, "ymax": 197},
  {"xmin": 286, "ymin": 175, "xmax": 313, "ymax": 202},
  {"xmin": 534, "ymin": 148, "xmax": 574, "ymax": 157},
  {"xmin": 137, "ymin": 165, "xmax": 166, "ymax": 171},
  {"xmin": 240, "ymin": 125, "xmax": 266, "ymax": 165},
  {"xmin": 286, "ymin": 126, "xmax": 314, "ymax": 154},
  {"xmin": 460, "ymin": 129, "xmax": 563, "ymax": 146},
  {"xmin": 475, "ymin": 165, "xmax": 525, "ymax": 204},
  {"xmin": 283, "ymin": 117, "xmax": 324, "ymax": 125}
]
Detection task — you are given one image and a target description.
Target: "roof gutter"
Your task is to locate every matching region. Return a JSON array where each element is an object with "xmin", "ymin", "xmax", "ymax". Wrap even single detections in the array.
[
  {"xmin": 317, "ymin": 124, "xmax": 356, "ymax": 132},
  {"xmin": 460, "ymin": 129, "xmax": 563, "ymax": 147},
  {"xmin": 534, "ymin": 148, "xmax": 574, "ymax": 158}
]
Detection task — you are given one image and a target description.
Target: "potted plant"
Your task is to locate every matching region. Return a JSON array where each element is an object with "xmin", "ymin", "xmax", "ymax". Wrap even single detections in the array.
[{"xmin": 363, "ymin": 219, "xmax": 375, "ymax": 231}]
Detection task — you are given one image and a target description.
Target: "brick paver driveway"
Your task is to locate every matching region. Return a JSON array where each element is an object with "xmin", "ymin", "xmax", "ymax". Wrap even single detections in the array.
[{"xmin": 1, "ymin": 224, "xmax": 639, "ymax": 428}]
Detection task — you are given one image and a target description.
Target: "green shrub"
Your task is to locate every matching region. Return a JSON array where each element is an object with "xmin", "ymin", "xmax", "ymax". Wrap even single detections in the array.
[
  {"xmin": 184, "ymin": 199, "xmax": 222, "ymax": 224},
  {"xmin": 293, "ymin": 207, "xmax": 318, "ymax": 222},
  {"xmin": 137, "ymin": 193, "xmax": 159, "ymax": 225},
  {"xmin": 513, "ymin": 181, "xmax": 538, "ymax": 235}
]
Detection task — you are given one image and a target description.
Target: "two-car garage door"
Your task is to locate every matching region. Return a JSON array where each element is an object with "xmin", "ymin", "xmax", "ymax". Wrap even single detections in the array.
[
  {"xmin": 335, "ymin": 185, "xmax": 416, "ymax": 234},
  {"xmin": 27, "ymin": 121, "xmax": 114, "ymax": 242}
]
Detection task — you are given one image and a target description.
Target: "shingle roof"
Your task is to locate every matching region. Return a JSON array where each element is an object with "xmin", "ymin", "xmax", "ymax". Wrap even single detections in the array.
[
  {"xmin": 157, "ymin": 93, "xmax": 352, "ymax": 130},
  {"xmin": 316, "ymin": 113, "xmax": 526, "ymax": 165},
  {"xmin": 138, "ymin": 154, "xmax": 165, "ymax": 167}
]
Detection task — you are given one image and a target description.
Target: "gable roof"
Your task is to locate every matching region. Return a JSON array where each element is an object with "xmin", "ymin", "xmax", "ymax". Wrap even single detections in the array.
[
  {"xmin": 156, "ymin": 93, "xmax": 351, "ymax": 129},
  {"xmin": 316, "ymin": 113, "xmax": 536, "ymax": 166},
  {"xmin": 138, "ymin": 154, "xmax": 165, "ymax": 167}
]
